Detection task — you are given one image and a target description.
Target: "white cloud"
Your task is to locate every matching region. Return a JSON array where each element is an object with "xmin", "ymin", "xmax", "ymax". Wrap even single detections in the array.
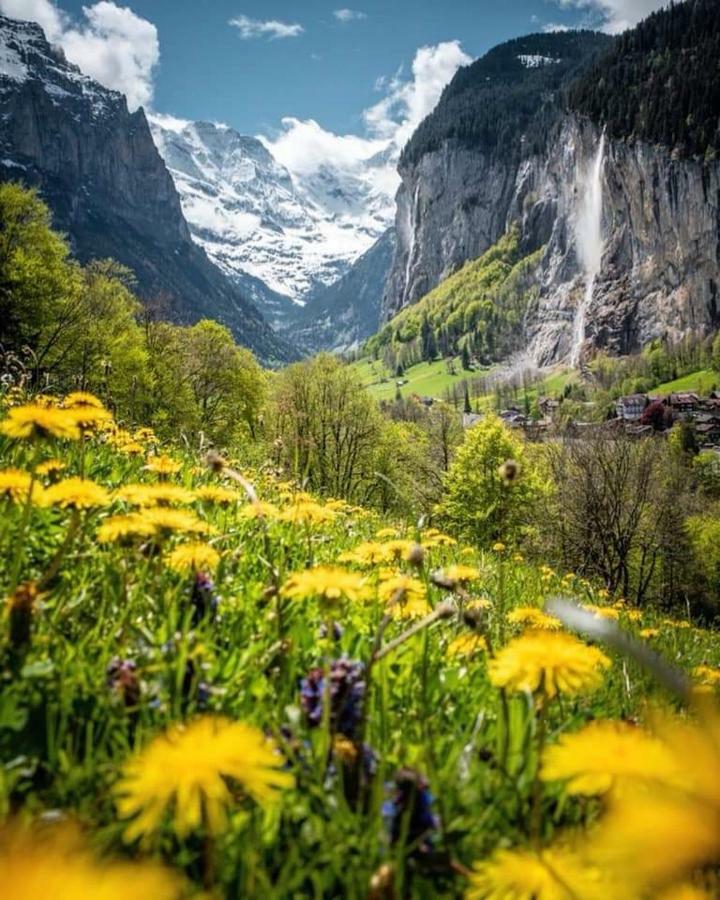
[
  {"xmin": 0, "ymin": 0, "xmax": 159, "ymax": 109},
  {"xmin": 363, "ymin": 40, "xmax": 472, "ymax": 149},
  {"xmin": 229, "ymin": 14, "xmax": 303, "ymax": 40},
  {"xmin": 543, "ymin": 22, "xmax": 573, "ymax": 32},
  {"xmin": 0, "ymin": 0, "xmax": 64, "ymax": 40},
  {"xmin": 333, "ymin": 9, "xmax": 366, "ymax": 22},
  {"xmin": 261, "ymin": 39, "xmax": 471, "ymax": 193},
  {"xmin": 549, "ymin": 0, "xmax": 669, "ymax": 34},
  {"xmin": 261, "ymin": 117, "xmax": 387, "ymax": 177}
]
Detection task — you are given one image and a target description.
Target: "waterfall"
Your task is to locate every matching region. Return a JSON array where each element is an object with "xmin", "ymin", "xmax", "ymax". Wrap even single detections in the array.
[
  {"xmin": 569, "ymin": 132, "xmax": 605, "ymax": 368},
  {"xmin": 402, "ymin": 183, "xmax": 420, "ymax": 304}
]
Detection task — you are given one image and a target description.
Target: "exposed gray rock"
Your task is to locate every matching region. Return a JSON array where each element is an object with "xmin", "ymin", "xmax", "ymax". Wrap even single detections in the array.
[
  {"xmin": 0, "ymin": 15, "xmax": 292, "ymax": 364},
  {"xmin": 383, "ymin": 113, "xmax": 720, "ymax": 366}
]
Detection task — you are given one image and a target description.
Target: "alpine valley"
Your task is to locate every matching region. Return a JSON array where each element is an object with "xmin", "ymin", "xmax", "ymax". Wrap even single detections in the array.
[{"xmin": 0, "ymin": 0, "xmax": 718, "ymax": 369}]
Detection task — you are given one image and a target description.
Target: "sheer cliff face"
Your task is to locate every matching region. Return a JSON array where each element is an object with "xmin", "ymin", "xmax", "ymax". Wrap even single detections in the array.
[
  {"xmin": 0, "ymin": 16, "xmax": 290, "ymax": 363},
  {"xmin": 383, "ymin": 116, "xmax": 720, "ymax": 364}
]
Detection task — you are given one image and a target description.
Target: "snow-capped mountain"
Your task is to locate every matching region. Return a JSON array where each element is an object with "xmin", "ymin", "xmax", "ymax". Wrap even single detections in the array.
[
  {"xmin": 0, "ymin": 14, "xmax": 291, "ymax": 363},
  {"xmin": 149, "ymin": 114, "xmax": 397, "ymax": 319}
]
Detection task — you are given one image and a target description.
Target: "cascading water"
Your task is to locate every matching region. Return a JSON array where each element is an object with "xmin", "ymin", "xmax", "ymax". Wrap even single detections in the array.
[
  {"xmin": 402, "ymin": 184, "xmax": 420, "ymax": 305},
  {"xmin": 569, "ymin": 132, "xmax": 605, "ymax": 368}
]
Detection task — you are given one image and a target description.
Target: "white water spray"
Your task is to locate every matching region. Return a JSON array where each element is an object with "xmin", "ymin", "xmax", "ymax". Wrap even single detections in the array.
[
  {"xmin": 402, "ymin": 183, "xmax": 420, "ymax": 304},
  {"xmin": 569, "ymin": 132, "xmax": 605, "ymax": 368}
]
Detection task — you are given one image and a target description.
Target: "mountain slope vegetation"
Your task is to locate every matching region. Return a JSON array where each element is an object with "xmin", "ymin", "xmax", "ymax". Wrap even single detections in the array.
[
  {"xmin": 569, "ymin": 0, "xmax": 720, "ymax": 158},
  {"xmin": 367, "ymin": 228, "xmax": 542, "ymax": 366},
  {"xmin": 401, "ymin": 30, "xmax": 611, "ymax": 167}
]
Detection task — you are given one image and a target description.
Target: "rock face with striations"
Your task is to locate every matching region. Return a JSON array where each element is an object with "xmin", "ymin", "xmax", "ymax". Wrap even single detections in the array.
[
  {"xmin": 382, "ymin": 25, "xmax": 720, "ymax": 365},
  {"xmin": 0, "ymin": 15, "xmax": 290, "ymax": 363},
  {"xmin": 280, "ymin": 227, "xmax": 396, "ymax": 355}
]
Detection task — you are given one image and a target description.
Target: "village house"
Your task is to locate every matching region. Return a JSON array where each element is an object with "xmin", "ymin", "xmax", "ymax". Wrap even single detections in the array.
[{"xmin": 615, "ymin": 394, "xmax": 648, "ymax": 421}]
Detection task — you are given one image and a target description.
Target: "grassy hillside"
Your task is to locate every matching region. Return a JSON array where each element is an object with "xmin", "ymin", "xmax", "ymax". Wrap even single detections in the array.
[
  {"xmin": 1, "ymin": 390, "xmax": 719, "ymax": 896},
  {"xmin": 366, "ymin": 228, "xmax": 543, "ymax": 367}
]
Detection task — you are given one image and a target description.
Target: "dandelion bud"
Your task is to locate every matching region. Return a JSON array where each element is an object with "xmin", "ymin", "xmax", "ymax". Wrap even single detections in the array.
[
  {"xmin": 204, "ymin": 450, "xmax": 227, "ymax": 473},
  {"xmin": 369, "ymin": 862, "xmax": 395, "ymax": 900},
  {"xmin": 406, "ymin": 543, "xmax": 425, "ymax": 568},
  {"xmin": 498, "ymin": 459, "xmax": 520, "ymax": 483},
  {"xmin": 8, "ymin": 582, "xmax": 38, "ymax": 650}
]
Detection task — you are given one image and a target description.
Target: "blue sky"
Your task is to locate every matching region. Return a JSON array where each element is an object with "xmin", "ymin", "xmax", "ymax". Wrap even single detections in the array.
[
  {"xmin": 2, "ymin": 0, "xmax": 668, "ymax": 141},
  {"xmin": 59, "ymin": 0, "xmax": 585, "ymax": 135}
]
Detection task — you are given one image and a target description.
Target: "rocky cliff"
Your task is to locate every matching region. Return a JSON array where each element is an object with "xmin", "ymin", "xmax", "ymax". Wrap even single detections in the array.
[
  {"xmin": 382, "ymin": 20, "xmax": 720, "ymax": 366},
  {"xmin": 281, "ymin": 228, "xmax": 395, "ymax": 355},
  {"xmin": 0, "ymin": 15, "xmax": 290, "ymax": 363}
]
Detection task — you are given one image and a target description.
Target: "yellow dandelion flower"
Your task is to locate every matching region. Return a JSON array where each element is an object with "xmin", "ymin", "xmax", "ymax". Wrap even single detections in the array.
[
  {"xmin": 507, "ymin": 607, "xmax": 562, "ymax": 631},
  {"xmin": 379, "ymin": 574, "xmax": 430, "ymax": 617},
  {"xmin": 41, "ymin": 477, "xmax": 110, "ymax": 509},
  {"xmin": 281, "ymin": 566, "xmax": 370, "ymax": 604},
  {"xmin": 492, "ymin": 542, "xmax": 506, "ymax": 553},
  {"xmin": 589, "ymin": 712, "xmax": 720, "ymax": 892},
  {"xmin": 278, "ymin": 500, "xmax": 337, "ymax": 525},
  {"xmin": 143, "ymin": 507, "xmax": 213, "ymax": 536},
  {"xmin": 332, "ymin": 735, "xmax": 358, "ymax": 764},
  {"xmin": 0, "ymin": 403, "xmax": 80, "ymax": 440},
  {"xmin": 133, "ymin": 427, "xmax": 157, "ymax": 442},
  {"xmin": 63, "ymin": 391, "xmax": 104, "ymax": 409},
  {"xmin": 662, "ymin": 618, "xmax": 692, "ymax": 629},
  {"xmin": 339, "ymin": 541, "xmax": 385, "ymax": 566},
  {"xmin": 447, "ymin": 633, "xmax": 487, "ymax": 658},
  {"xmin": 692, "ymin": 665, "xmax": 720, "ymax": 686},
  {"xmin": 166, "ymin": 541, "xmax": 220, "ymax": 574},
  {"xmin": 468, "ymin": 597, "xmax": 492, "ymax": 611},
  {"xmin": 541, "ymin": 720, "xmax": 680, "ymax": 795},
  {"xmin": 421, "ymin": 528, "xmax": 457, "ymax": 548},
  {"xmin": 442, "ymin": 564, "xmax": 481, "ymax": 584},
  {"xmin": 97, "ymin": 513, "xmax": 157, "ymax": 543},
  {"xmin": 512, "ymin": 552, "xmax": 525, "ymax": 563},
  {"xmin": 625, "ymin": 609, "xmax": 642, "ymax": 622},
  {"xmin": 119, "ymin": 441, "xmax": 144, "ymax": 455},
  {"xmin": 375, "ymin": 527, "xmax": 398, "ymax": 539},
  {"xmin": 657, "ymin": 885, "xmax": 714, "ymax": 900},
  {"xmin": 238, "ymin": 500, "xmax": 279, "ymax": 519},
  {"xmin": 325, "ymin": 498, "xmax": 351, "ymax": 512},
  {"xmin": 582, "ymin": 604, "xmax": 620, "ymax": 621},
  {"xmin": 36, "ymin": 459, "xmax": 65, "ymax": 477},
  {"xmin": 489, "ymin": 631, "xmax": 610, "ymax": 698},
  {"xmin": 66, "ymin": 405, "xmax": 113, "ymax": 430},
  {"xmin": 0, "ymin": 468, "xmax": 37, "ymax": 502},
  {"xmin": 116, "ymin": 483, "xmax": 195, "ymax": 507},
  {"xmin": 640, "ymin": 627, "xmax": 660, "ymax": 639},
  {"xmin": 466, "ymin": 847, "xmax": 606, "ymax": 900},
  {"xmin": 194, "ymin": 485, "xmax": 240, "ymax": 506},
  {"xmin": 0, "ymin": 822, "xmax": 185, "ymax": 900},
  {"xmin": 116, "ymin": 717, "xmax": 293, "ymax": 840},
  {"xmin": 144, "ymin": 454, "xmax": 181, "ymax": 476}
]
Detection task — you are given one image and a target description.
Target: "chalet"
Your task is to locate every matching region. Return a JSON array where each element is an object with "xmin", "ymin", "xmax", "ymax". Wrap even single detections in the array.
[
  {"xmin": 696, "ymin": 422, "xmax": 720, "ymax": 442},
  {"xmin": 615, "ymin": 394, "xmax": 647, "ymax": 421},
  {"xmin": 538, "ymin": 397, "xmax": 561, "ymax": 418},
  {"xmin": 666, "ymin": 392, "xmax": 700, "ymax": 414}
]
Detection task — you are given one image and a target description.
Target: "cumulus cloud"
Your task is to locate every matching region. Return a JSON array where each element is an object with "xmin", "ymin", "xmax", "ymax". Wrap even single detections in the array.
[
  {"xmin": 0, "ymin": 0, "xmax": 159, "ymax": 109},
  {"xmin": 261, "ymin": 40, "xmax": 471, "ymax": 187},
  {"xmin": 262, "ymin": 117, "xmax": 387, "ymax": 177},
  {"xmin": 229, "ymin": 14, "xmax": 303, "ymax": 40},
  {"xmin": 0, "ymin": 0, "xmax": 64, "ymax": 40},
  {"xmin": 363, "ymin": 40, "xmax": 472, "ymax": 149},
  {"xmin": 333, "ymin": 9, "xmax": 366, "ymax": 22},
  {"xmin": 549, "ymin": 0, "xmax": 669, "ymax": 34}
]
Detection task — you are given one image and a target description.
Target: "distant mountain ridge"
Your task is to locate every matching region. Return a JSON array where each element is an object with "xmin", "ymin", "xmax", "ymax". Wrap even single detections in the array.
[
  {"xmin": 0, "ymin": 14, "xmax": 291, "ymax": 364},
  {"xmin": 149, "ymin": 114, "xmax": 396, "ymax": 323}
]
